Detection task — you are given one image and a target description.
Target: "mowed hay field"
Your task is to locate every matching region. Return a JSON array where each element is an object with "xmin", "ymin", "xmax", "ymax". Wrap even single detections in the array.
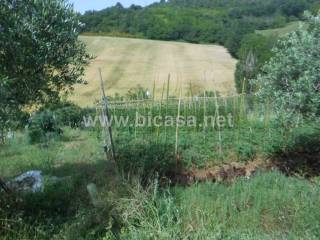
[{"xmin": 70, "ymin": 36, "xmax": 237, "ymax": 105}]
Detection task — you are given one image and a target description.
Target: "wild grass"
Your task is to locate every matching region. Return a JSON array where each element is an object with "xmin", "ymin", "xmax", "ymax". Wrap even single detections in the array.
[
  {"xmin": 1, "ymin": 121, "xmax": 319, "ymax": 239},
  {"xmin": 0, "ymin": 129, "xmax": 119, "ymax": 240},
  {"xmin": 104, "ymin": 172, "xmax": 320, "ymax": 240},
  {"xmin": 256, "ymin": 21, "xmax": 308, "ymax": 38}
]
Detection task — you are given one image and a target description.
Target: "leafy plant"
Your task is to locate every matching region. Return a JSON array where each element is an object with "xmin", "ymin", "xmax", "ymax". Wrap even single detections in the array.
[
  {"xmin": 0, "ymin": 0, "xmax": 91, "ymax": 109},
  {"xmin": 254, "ymin": 12, "xmax": 320, "ymax": 124},
  {"xmin": 236, "ymin": 142, "xmax": 257, "ymax": 162},
  {"xmin": 41, "ymin": 101, "xmax": 94, "ymax": 128},
  {"xmin": 235, "ymin": 33, "xmax": 274, "ymax": 94},
  {"xmin": 116, "ymin": 138, "xmax": 176, "ymax": 180},
  {"xmin": 125, "ymin": 85, "xmax": 151, "ymax": 100},
  {"xmin": 28, "ymin": 110, "xmax": 62, "ymax": 144}
]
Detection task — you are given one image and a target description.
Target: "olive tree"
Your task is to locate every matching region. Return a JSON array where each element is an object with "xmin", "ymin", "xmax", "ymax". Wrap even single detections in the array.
[
  {"xmin": 254, "ymin": 12, "xmax": 320, "ymax": 124},
  {"xmin": 0, "ymin": 0, "xmax": 91, "ymax": 107},
  {"xmin": 0, "ymin": 0, "xmax": 91, "ymax": 140}
]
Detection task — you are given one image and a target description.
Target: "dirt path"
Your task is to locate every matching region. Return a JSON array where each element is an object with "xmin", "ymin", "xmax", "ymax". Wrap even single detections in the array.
[{"xmin": 172, "ymin": 159, "xmax": 273, "ymax": 186}]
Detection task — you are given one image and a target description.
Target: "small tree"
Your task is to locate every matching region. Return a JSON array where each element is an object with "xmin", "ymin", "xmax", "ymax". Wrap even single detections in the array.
[
  {"xmin": 0, "ymin": 0, "xmax": 91, "ymax": 108},
  {"xmin": 0, "ymin": 0, "xmax": 91, "ymax": 141},
  {"xmin": 254, "ymin": 12, "xmax": 320, "ymax": 125}
]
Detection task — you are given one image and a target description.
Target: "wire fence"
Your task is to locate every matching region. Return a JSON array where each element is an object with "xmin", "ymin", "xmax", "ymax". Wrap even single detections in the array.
[{"xmin": 106, "ymin": 94, "xmax": 249, "ymax": 109}]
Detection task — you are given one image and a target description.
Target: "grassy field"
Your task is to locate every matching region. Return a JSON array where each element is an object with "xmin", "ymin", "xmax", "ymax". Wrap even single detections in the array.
[
  {"xmin": 1, "ymin": 93, "xmax": 320, "ymax": 239},
  {"xmin": 1, "ymin": 124, "xmax": 320, "ymax": 239},
  {"xmin": 70, "ymin": 36, "xmax": 237, "ymax": 106},
  {"xmin": 256, "ymin": 21, "xmax": 306, "ymax": 38}
]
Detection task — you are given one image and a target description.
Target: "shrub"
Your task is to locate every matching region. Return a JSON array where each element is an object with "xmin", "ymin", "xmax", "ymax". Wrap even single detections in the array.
[
  {"xmin": 235, "ymin": 33, "xmax": 274, "ymax": 94},
  {"xmin": 254, "ymin": 12, "xmax": 320, "ymax": 124},
  {"xmin": 126, "ymin": 85, "xmax": 151, "ymax": 100},
  {"xmin": 271, "ymin": 124, "xmax": 320, "ymax": 177},
  {"xmin": 40, "ymin": 101, "xmax": 95, "ymax": 128},
  {"xmin": 28, "ymin": 110, "xmax": 62, "ymax": 144}
]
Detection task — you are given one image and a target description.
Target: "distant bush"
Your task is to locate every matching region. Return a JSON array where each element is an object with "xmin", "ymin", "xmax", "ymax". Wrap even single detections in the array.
[
  {"xmin": 28, "ymin": 110, "xmax": 62, "ymax": 144},
  {"xmin": 81, "ymin": 31, "xmax": 144, "ymax": 39},
  {"xmin": 40, "ymin": 101, "xmax": 95, "ymax": 128},
  {"xmin": 235, "ymin": 33, "xmax": 274, "ymax": 94},
  {"xmin": 126, "ymin": 85, "xmax": 151, "ymax": 100},
  {"xmin": 108, "ymin": 92, "xmax": 125, "ymax": 102}
]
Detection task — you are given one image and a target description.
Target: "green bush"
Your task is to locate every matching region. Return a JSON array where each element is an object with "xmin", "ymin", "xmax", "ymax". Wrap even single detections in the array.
[
  {"xmin": 254, "ymin": 12, "xmax": 320, "ymax": 123},
  {"xmin": 46, "ymin": 102, "xmax": 83, "ymax": 128},
  {"xmin": 235, "ymin": 33, "xmax": 274, "ymax": 94},
  {"xmin": 28, "ymin": 110, "xmax": 62, "ymax": 144},
  {"xmin": 271, "ymin": 124, "xmax": 320, "ymax": 176},
  {"xmin": 125, "ymin": 85, "xmax": 151, "ymax": 100},
  {"xmin": 40, "ymin": 101, "xmax": 95, "ymax": 128}
]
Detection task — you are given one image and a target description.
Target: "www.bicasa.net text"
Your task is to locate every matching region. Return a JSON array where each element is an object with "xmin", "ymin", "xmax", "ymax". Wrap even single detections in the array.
[{"xmin": 83, "ymin": 113, "xmax": 234, "ymax": 128}]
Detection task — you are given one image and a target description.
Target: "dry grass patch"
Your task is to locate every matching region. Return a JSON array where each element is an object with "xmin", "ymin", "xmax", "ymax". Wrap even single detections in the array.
[{"xmin": 70, "ymin": 36, "xmax": 237, "ymax": 106}]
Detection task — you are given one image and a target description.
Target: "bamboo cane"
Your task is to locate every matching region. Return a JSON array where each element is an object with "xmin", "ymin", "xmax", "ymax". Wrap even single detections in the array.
[
  {"xmin": 203, "ymin": 90, "xmax": 207, "ymax": 140},
  {"xmin": 214, "ymin": 89, "xmax": 222, "ymax": 156},
  {"xmin": 165, "ymin": 74, "xmax": 170, "ymax": 140},
  {"xmin": 157, "ymin": 79, "xmax": 166, "ymax": 142},
  {"xmin": 175, "ymin": 87, "xmax": 182, "ymax": 160}
]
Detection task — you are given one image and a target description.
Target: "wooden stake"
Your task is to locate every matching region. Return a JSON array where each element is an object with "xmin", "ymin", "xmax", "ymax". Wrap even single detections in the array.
[
  {"xmin": 175, "ymin": 86, "xmax": 182, "ymax": 168},
  {"xmin": 165, "ymin": 74, "xmax": 170, "ymax": 140},
  {"xmin": 240, "ymin": 78, "xmax": 247, "ymax": 121},
  {"xmin": 203, "ymin": 90, "xmax": 207, "ymax": 139},
  {"xmin": 166, "ymin": 74, "xmax": 170, "ymax": 112},
  {"xmin": 214, "ymin": 89, "xmax": 222, "ymax": 156},
  {"xmin": 157, "ymin": 80, "xmax": 166, "ymax": 142},
  {"xmin": 98, "ymin": 68, "xmax": 117, "ymax": 164},
  {"xmin": 152, "ymin": 78, "xmax": 156, "ymax": 103}
]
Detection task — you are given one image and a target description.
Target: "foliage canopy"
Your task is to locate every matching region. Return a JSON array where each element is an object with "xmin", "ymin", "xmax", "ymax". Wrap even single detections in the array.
[{"xmin": 0, "ymin": 0, "xmax": 91, "ymax": 108}]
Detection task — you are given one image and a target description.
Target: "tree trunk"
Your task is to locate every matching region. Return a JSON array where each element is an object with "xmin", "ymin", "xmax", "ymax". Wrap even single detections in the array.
[{"xmin": 0, "ymin": 177, "xmax": 11, "ymax": 195}]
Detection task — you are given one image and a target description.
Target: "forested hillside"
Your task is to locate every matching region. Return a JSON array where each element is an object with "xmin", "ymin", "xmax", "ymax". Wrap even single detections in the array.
[{"xmin": 80, "ymin": 0, "xmax": 319, "ymax": 57}]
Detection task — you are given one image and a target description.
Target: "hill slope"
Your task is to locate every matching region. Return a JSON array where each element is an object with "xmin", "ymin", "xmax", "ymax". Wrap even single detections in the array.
[
  {"xmin": 80, "ymin": 0, "xmax": 318, "ymax": 57},
  {"xmin": 256, "ymin": 21, "xmax": 307, "ymax": 37},
  {"xmin": 70, "ymin": 36, "xmax": 236, "ymax": 105}
]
